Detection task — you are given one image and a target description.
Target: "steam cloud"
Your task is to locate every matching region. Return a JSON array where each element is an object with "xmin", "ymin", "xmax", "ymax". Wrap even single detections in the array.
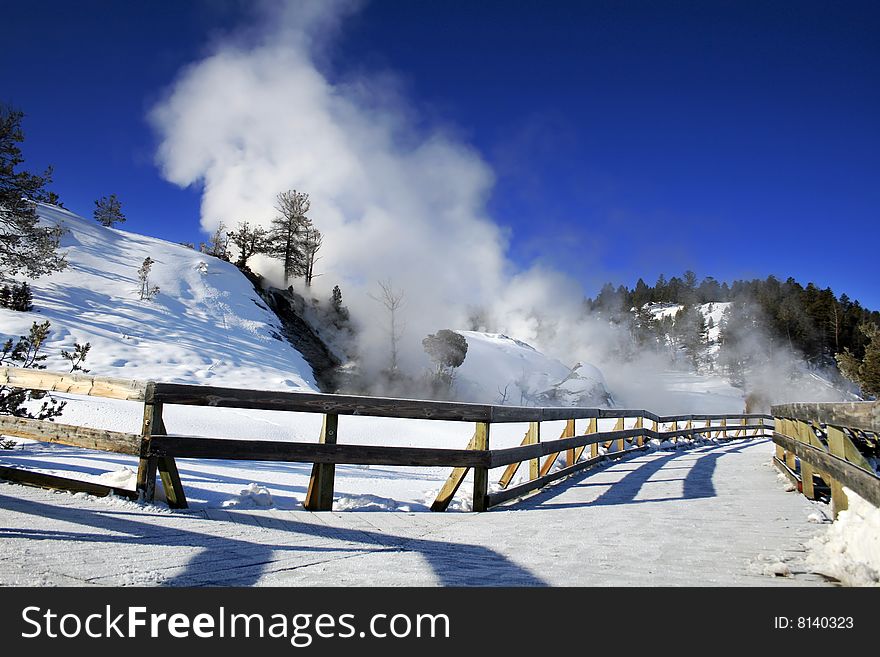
[{"xmin": 150, "ymin": 0, "xmax": 848, "ymax": 411}]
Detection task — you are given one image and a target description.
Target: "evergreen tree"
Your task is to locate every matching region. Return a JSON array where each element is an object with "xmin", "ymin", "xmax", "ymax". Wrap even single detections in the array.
[
  {"xmin": 632, "ymin": 278, "xmax": 651, "ymax": 309},
  {"xmin": 330, "ymin": 284, "xmax": 350, "ymax": 323},
  {"xmin": 836, "ymin": 323, "xmax": 880, "ymax": 397},
  {"xmin": 227, "ymin": 221, "xmax": 269, "ymax": 271},
  {"xmin": 267, "ymin": 190, "xmax": 309, "ymax": 284},
  {"xmin": 422, "ymin": 329, "xmax": 468, "ymax": 391},
  {"xmin": 672, "ymin": 305, "xmax": 708, "ymax": 367},
  {"xmin": 0, "ymin": 105, "xmax": 66, "ymax": 278},
  {"xmin": 93, "ymin": 193, "xmax": 126, "ymax": 227},
  {"xmin": 0, "ymin": 321, "xmax": 65, "ymax": 420},
  {"xmin": 0, "ymin": 282, "xmax": 33, "ymax": 311}
]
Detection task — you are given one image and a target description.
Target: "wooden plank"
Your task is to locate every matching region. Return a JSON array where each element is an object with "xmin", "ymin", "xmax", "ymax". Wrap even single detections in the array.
[
  {"xmin": 150, "ymin": 435, "xmax": 489, "ymax": 467},
  {"xmin": 304, "ymin": 413, "xmax": 338, "ymax": 511},
  {"xmin": 774, "ymin": 416, "xmax": 786, "ymax": 461},
  {"xmin": 825, "ymin": 426, "xmax": 849, "ymax": 516},
  {"xmin": 156, "ymin": 454, "xmax": 188, "ymax": 510},
  {"xmin": 136, "ymin": 391, "xmax": 161, "ymax": 503},
  {"xmin": 565, "ymin": 419, "xmax": 576, "ymax": 466},
  {"xmin": 587, "ymin": 417, "xmax": 598, "ymax": 459},
  {"xmin": 539, "ymin": 419, "xmax": 575, "ymax": 477},
  {"xmin": 634, "ymin": 416, "xmax": 644, "ymax": 447},
  {"xmin": 472, "ymin": 422, "xmax": 490, "ymax": 512},
  {"xmin": 0, "ymin": 415, "xmax": 140, "ymax": 455},
  {"xmin": 773, "ymin": 432, "xmax": 880, "ymax": 510},
  {"xmin": 497, "ymin": 427, "xmax": 531, "ymax": 489},
  {"xmin": 772, "ymin": 401, "xmax": 880, "ymax": 433},
  {"xmin": 784, "ymin": 419, "xmax": 797, "ymax": 471},
  {"xmin": 153, "ymin": 382, "xmax": 500, "ymax": 422},
  {"xmin": 430, "ymin": 430, "xmax": 478, "ymax": 512},
  {"xmin": 614, "ymin": 417, "xmax": 625, "ymax": 452},
  {"xmin": 0, "ymin": 366, "xmax": 147, "ymax": 401},
  {"xmin": 527, "ymin": 421, "xmax": 540, "ymax": 480},
  {"xmin": 0, "ymin": 465, "xmax": 138, "ymax": 500},
  {"xmin": 487, "ymin": 445, "xmax": 650, "ymax": 508},
  {"xmin": 772, "ymin": 456, "xmax": 800, "ymax": 490},
  {"xmin": 489, "ymin": 428, "xmax": 649, "ymax": 468},
  {"xmin": 796, "ymin": 420, "xmax": 815, "ymax": 500}
]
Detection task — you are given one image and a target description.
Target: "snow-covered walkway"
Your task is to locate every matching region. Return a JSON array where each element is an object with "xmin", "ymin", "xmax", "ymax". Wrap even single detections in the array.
[{"xmin": 0, "ymin": 439, "xmax": 830, "ymax": 586}]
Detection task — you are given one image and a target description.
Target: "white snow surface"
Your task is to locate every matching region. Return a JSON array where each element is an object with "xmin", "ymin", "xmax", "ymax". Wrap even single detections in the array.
[
  {"xmin": 806, "ymin": 489, "xmax": 880, "ymax": 586},
  {"xmin": 4, "ymin": 203, "xmax": 317, "ymax": 391},
  {"xmin": 453, "ymin": 331, "xmax": 610, "ymax": 406}
]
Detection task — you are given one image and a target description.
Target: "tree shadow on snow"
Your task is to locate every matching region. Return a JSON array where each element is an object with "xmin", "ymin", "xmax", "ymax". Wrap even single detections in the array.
[{"xmin": 0, "ymin": 491, "xmax": 546, "ymax": 587}]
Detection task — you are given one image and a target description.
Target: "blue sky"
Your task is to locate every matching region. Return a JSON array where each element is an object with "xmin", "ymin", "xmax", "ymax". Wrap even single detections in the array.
[{"xmin": 4, "ymin": 1, "xmax": 878, "ymax": 307}]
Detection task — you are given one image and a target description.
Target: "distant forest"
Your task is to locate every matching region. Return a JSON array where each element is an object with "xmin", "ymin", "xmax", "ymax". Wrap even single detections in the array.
[{"xmin": 585, "ymin": 272, "xmax": 880, "ymax": 369}]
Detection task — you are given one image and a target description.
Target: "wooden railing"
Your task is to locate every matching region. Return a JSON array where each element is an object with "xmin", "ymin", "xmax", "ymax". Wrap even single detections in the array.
[
  {"xmin": 771, "ymin": 401, "xmax": 880, "ymax": 517},
  {"xmin": 0, "ymin": 367, "xmax": 773, "ymax": 512}
]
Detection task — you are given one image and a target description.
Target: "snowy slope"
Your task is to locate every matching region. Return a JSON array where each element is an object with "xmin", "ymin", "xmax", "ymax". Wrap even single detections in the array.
[
  {"xmin": 0, "ymin": 204, "xmax": 317, "ymax": 391},
  {"xmin": 454, "ymin": 331, "xmax": 611, "ymax": 406}
]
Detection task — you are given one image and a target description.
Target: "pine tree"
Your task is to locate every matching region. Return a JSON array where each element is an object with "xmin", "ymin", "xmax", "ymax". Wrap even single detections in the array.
[
  {"xmin": 836, "ymin": 323, "xmax": 880, "ymax": 397},
  {"xmin": 330, "ymin": 284, "xmax": 349, "ymax": 323},
  {"xmin": 93, "ymin": 193, "xmax": 126, "ymax": 227},
  {"xmin": 0, "ymin": 321, "xmax": 65, "ymax": 420},
  {"xmin": 0, "ymin": 105, "xmax": 66, "ymax": 278},
  {"xmin": 422, "ymin": 329, "xmax": 468, "ymax": 391},
  {"xmin": 228, "ymin": 221, "xmax": 269, "ymax": 271},
  {"xmin": 267, "ymin": 190, "xmax": 310, "ymax": 284},
  {"xmin": 0, "ymin": 282, "xmax": 33, "ymax": 311}
]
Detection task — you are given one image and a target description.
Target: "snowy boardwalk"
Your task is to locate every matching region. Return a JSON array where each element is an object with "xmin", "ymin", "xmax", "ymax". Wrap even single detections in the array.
[{"xmin": 0, "ymin": 439, "xmax": 829, "ymax": 586}]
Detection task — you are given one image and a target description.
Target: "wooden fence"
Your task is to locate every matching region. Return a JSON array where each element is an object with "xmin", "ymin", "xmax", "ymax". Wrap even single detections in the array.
[
  {"xmin": 771, "ymin": 401, "xmax": 880, "ymax": 518},
  {"xmin": 0, "ymin": 367, "xmax": 774, "ymax": 512}
]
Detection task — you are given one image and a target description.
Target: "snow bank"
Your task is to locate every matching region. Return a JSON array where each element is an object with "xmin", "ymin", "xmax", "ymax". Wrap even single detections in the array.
[
  {"xmin": 454, "ymin": 331, "xmax": 610, "ymax": 406},
  {"xmin": 0, "ymin": 204, "xmax": 317, "ymax": 392},
  {"xmin": 806, "ymin": 490, "xmax": 880, "ymax": 586}
]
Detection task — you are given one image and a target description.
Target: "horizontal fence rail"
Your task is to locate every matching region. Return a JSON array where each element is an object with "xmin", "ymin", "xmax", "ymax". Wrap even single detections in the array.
[
  {"xmin": 0, "ymin": 366, "xmax": 780, "ymax": 512},
  {"xmin": 771, "ymin": 401, "xmax": 879, "ymax": 517}
]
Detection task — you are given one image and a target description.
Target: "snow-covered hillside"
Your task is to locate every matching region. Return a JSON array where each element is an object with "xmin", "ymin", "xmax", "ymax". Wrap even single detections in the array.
[
  {"xmin": 1, "ymin": 204, "xmax": 317, "ymax": 391},
  {"xmin": 454, "ymin": 331, "xmax": 611, "ymax": 407}
]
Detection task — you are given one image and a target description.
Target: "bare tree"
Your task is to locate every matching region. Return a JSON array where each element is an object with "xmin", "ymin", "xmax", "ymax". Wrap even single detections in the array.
[
  {"xmin": 370, "ymin": 279, "xmax": 405, "ymax": 374},
  {"xmin": 137, "ymin": 256, "xmax": 159, "ymax": 301},
  {"xmin": 301, "ymin": 222, "xmax": 322, "ymax": 287},
  {"xmin": 201, "ymin": 221, "xmax": 229, "ymax": 261}
]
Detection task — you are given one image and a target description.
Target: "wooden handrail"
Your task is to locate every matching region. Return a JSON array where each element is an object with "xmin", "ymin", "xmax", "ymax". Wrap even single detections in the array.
[
  {"xmin": 772, "ymin": 401, "xmax": 879, "ymax": 433},
  {"xmin": 0, "ymin": 366, "xmax": 777, "ymax": 512},
  {"xmin": 0, "ymin": 367, "xmax": 147, "ymax": 401}
]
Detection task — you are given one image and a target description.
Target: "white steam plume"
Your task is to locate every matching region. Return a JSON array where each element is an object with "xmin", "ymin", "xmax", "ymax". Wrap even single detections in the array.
[
  {"xmin": 149, "ymin": 1, "xmax": 846, "ymax": 411},
  {"xmin": 150, "ymin": 0, "xmax": 526, "ymax": 375}
]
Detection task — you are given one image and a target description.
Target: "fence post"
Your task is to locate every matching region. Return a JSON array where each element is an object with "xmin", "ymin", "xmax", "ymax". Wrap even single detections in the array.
[
  {"xmin": 527, "ymin": 421, "xmax": 541, "ymax": 480},
  {"xmin": 565, "ymin": 419, "xmax": 576, "ymax": 466},
  {"xmin": 796, "ymin": 420, "xmax": 815, "ymax": 499},
  {"xmin": 783, "ymin": 419, "xmax": 797, "ymax": 471},
  {"xmin": 825, "ymin": 425, "xmax": 849, "ymax": 517},
  {"xmin": 614, "ymin": 416, "xmax": 625, "ymax": 452},
  {"xmin": 136, "ymin": 382, "xmax": 160, "ymax": 503},
  {"xmin": 304, "ymin": 413, "xmax": 338, "ymax": 511},
  {"xmin": 635, "ymin": 416, "xmax": 644, "ymax": 447},
  {"xmin": 473, "ymin": 421, "xmax": 490, "ymax": 512},
  {"xmin": 588, "ymin": 418, "xmax": 599, "ymax": 458}
]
